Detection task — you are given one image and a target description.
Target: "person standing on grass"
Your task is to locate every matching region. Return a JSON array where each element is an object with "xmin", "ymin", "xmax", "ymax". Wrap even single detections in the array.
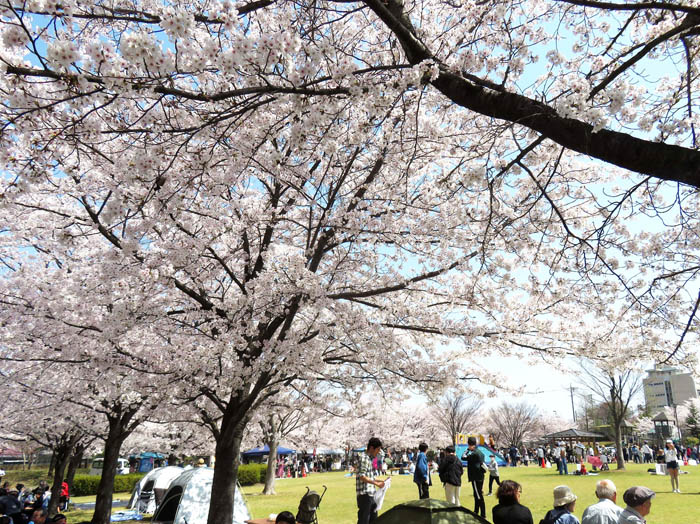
[
  {"xmin": 356, "ymin": 437, "xmax": 385, "ymax": 524},
  {"xmin": 413, "ymin": 442, "xmax": 430, "ymax": 499},
  {"xmin": 486, "ymin": 455, "xmax": 501, "ymax": 496},
  {"xmin": 559, "ymin": 447, "xmax": 568, "ymax": 475},
  {"xmin": 465, "ymin": 437, "xmax": 486, "ymax": 518},
  {"xmin": 438, "ymin": 445, "xmax": 463, "ymax": 505},
  {"xmin": 537, "ymin": 446, "xmax": 545, "ymax": 467},
  {"xmin": 664, "ymin": 440, "xmax": 681, "ymax": 493}
]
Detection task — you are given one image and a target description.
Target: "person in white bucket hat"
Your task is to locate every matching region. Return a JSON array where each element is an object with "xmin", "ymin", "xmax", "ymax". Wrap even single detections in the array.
[{"xmin": 541, "ymin": 485, "xmax": 579, "ymax": 524}]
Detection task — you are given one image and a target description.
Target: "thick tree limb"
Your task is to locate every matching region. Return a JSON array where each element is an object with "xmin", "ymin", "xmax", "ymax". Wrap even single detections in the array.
[{"xmin": 362, "ymin": 0, "xmax": 700, "ymax": 187}]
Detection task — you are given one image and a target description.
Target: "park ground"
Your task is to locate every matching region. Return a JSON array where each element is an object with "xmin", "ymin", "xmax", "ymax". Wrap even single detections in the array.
[{"xmin": 6, "ymin": 463, "xmax": 700, "ymax": 524}]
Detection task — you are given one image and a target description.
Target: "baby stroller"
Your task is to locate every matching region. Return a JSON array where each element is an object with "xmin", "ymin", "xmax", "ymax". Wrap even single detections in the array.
[{"xmin": 295, "ymin": 485, "xmax": 327, "ymax": 524}]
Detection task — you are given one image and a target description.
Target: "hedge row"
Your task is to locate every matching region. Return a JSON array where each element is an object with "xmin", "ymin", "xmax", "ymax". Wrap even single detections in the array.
[
  {"xmin": 71, "ymin": 474, "xmax": 144, "ymax": 496},
  {"xmin": 238, "ymin": 463, "xmax": 266, "ymax": 485},
  {"xmin": 71, "ymin": 465, "xmax": 266, "ymax": 496}
]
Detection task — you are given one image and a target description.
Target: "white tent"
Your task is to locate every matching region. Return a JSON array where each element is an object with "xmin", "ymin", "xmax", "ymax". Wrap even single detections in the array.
[
  {"xmin": 128, "ymin": 466, "xmax": 184, "ymax": 514},
  {"xmin": 151, "ymin": 467, "xmax": 251, "ymax": 524}
]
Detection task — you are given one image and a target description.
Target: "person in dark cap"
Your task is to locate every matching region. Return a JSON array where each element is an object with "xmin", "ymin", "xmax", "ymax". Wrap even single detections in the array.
[
  {"xmin": 437, "ymin": 445, "xmax": 463, "ymax": 505},
  {"xmin": 618, "ymin": 487, "xmax": 654, "ymax": 524},
  {"xmin": 49, "ymin": 515, "xmax": 66, "ymax": 524}
]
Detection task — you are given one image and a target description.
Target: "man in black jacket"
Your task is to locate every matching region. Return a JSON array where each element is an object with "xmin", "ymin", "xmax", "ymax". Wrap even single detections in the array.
[
  {"xmin": 438, "ymin": 445, "xmax": 463, "ymax": 505},
  {"xmin": 464, "ymin": 437, "xmax": 486, "ymax": 518}
]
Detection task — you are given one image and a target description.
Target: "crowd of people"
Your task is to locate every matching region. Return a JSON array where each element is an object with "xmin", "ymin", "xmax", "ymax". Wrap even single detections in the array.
[
  {"xmin": 0, "ymin": 481, "xmax": 68, "ymax": 524},
  {"xmin": 491, "ymin": 439, "xmax": 695, "ymax": 470},
  {"xmin": 492, "ymin": 479, "xmax": 656, "ymax": 524},
  {"xmin": 354, "ymin": 436, "xmax": 668, "ymax": 524}
]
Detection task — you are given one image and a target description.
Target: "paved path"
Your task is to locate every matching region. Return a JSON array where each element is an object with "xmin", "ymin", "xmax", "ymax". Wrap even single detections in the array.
[{"xmin": 72, "ymin": 500, "xmax": 127, "ymax": 510}]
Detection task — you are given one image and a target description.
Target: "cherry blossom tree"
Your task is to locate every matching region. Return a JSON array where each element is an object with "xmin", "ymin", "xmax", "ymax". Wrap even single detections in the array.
[
  {"xmin": 630, "ymin": 414, "xmax": 655, "ymax": 441},
  {"xmin": 247, "ymin": 395, "xmax": 313, "ymax": 495},
  {"xmin": 1, "ymin": 367, "xmax": 98, "ymax": 515},
  {"xmin": 122, "ymin": 420, "xmax": 215, "ymax": 460},
  {"xmin": 0, "ymin": 265, "xmax": 178, "ymax": 524}
]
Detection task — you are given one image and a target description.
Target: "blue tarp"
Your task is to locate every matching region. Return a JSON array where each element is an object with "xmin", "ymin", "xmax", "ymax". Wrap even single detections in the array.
[
  {"xmin": 110, "ymin": 511, "xmax": 143, "ymax": 521},
  {"xmin": 241, "ymin": 445, "xmax": 296, "ymax": 457}
]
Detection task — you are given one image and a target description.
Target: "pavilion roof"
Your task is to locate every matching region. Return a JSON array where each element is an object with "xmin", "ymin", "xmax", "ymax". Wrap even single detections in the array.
[{"xmin": 542, "ymin": 428, "xmax": 606, "ymax": 440}]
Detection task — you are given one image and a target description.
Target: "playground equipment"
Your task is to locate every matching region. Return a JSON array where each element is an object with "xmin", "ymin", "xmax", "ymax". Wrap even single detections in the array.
[{"xmin": 455, "ymin": 434, "xmax": 507, "ymax": 467}]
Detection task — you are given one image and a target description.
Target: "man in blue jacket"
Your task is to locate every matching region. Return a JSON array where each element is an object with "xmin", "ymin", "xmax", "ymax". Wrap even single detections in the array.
[{"xmin": 414, "ymin": 442, "xmax": 430, "ymax": 499}]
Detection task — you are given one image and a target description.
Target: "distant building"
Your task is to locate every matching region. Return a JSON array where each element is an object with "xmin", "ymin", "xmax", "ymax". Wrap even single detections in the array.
[{"xmin": 643, "ymin": 366, "xmax": 698, "ymax": 411}]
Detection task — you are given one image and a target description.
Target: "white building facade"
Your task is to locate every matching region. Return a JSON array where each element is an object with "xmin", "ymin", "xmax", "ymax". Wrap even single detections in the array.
[{"xmin": 643, "ymin": 366, "xmax": 698, "ymax": 411}]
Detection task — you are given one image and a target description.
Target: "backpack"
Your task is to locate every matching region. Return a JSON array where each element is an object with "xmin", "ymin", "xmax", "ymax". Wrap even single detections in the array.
[{"xmin": 539, "ymin": 508, "xmax": 567, "ymax": 524}]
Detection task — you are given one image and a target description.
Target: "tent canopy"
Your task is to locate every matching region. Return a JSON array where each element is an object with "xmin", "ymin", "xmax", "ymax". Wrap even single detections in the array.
[
  {"xmin": 241, "ymin": 445, "xmax": 295, "ymax": 457},
  {"xmin": 305, "ymin": 448, "xmax": 344, "ymax": 455},
  {"xmin": 376, "ymin": 499, "xmax": 490, "ymax": 524},
  {"xmin": 542, "ymin": 429, "xmax": 606, "ymax": 441},
  {"xmin": 130, "ymin": 452, "xmax": 166, "ymax": 459},
  {"xmin": 152, "ymin": 467, "xmax": 250, "ymax": 524},
  {"xmin": 128, "ymin": 466, "xmax": 183, "ymax": 514}
]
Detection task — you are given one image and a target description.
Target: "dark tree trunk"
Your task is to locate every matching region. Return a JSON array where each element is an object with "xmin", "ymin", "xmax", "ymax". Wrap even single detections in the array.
[
  {"xmin": 48, "ymin": 444, "xmax": 72, "ymax": 516},
  {"xmin": 207, "ymin": 417, "xmax": 246, "ymax": 524},
  {"xmin": 262, "ymin": 438, "xmax": 279, "ymax": 495},
  {"xmin": 614, "ymin": 423, "xmax": 626, "ymax": 470},
  {"xmin": 91, "ymin": 410, "xmax": 139, "ymax": 524},
  {"xmin": 48, "ymin": 451, "xmax": 56, "ymax": 478},
  {"xmin": 66, "ymin": 444, "xmax": 86, "ymax": 494}
]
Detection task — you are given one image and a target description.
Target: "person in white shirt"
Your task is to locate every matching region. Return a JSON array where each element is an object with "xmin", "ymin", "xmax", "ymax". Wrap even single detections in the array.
[
  {"xmin": 664, "ymin": 440, "xmax": 680, "ymax": 493},
  {"xmin": 581, "ymin": 479, "xmax": 623, "ymax": 524}
]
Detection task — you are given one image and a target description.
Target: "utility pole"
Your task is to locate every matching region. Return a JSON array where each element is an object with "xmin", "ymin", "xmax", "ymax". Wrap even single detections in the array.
[
  {"xmin": 570, "ymin": 385, "xmax": 577, "ymax": 422},
  {"xmin": 673, "ymin": 404, "xmax": 683, "ymax": 442}
]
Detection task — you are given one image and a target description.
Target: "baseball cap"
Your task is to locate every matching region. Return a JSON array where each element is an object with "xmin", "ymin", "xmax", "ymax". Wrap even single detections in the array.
[{"xmin": 623, "ymin": 486, "xmax": 655, "ymax": 507}]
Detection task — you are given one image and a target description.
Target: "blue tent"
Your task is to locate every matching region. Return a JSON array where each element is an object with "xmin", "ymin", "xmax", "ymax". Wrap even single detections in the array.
[
  {"xmin": 130, "ymin": 451, "xmax": 166, "ymax": 473},
  {"xmin": 241, "ymin": 445, "xmax": 296, "ymax": 457}
]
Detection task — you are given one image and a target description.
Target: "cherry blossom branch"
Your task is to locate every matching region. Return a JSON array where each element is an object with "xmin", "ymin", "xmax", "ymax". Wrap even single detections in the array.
[
  {"xmin": 555, "ymin": 0, "xmax": 700, "ymax": 17},
  {"xmin": 660, "ymin": 288, "xmax": 700, "ymax": 364},
  {"xmin": 589, "ymin": 17, "xmax": 699, "ymax": 99},
  {"xmin": 327, "ymin": 253, "xmax": 475, "ymax": 299},
  {"xmin": 8, "ymin": 1, "xmax": 275, "ymax": 24},
  {"xmin": 362, "ymin": 0, "xmax": 700, "ymax": 187}
]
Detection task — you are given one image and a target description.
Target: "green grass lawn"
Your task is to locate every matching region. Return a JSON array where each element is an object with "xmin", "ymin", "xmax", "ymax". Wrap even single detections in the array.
[
  {"xmin": 242, "ymin": 463, "xmax": 699, "ymax": 524},
  {"xmin": 6, "ymin": 463, "xmax": 698, "ymax": 523}
]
